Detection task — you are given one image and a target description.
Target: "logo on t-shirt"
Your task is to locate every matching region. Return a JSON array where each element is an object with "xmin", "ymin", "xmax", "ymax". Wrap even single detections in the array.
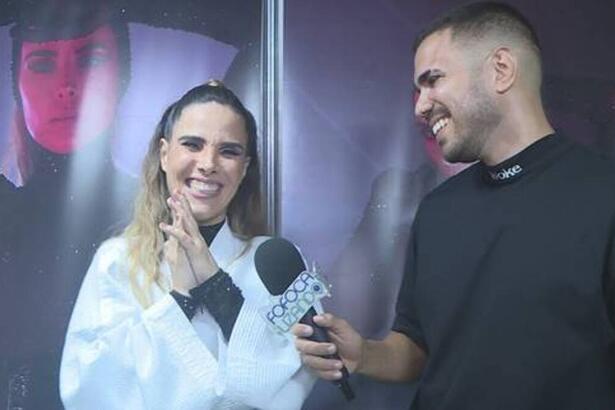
[{"xmin": 489, "ymin": 164, "xmax": 523, "ymax": 181}]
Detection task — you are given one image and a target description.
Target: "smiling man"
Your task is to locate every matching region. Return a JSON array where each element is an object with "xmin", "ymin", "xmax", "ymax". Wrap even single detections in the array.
[{"xmin": 294, "ymin": 2, "xmax": 615, "ymax": 409}]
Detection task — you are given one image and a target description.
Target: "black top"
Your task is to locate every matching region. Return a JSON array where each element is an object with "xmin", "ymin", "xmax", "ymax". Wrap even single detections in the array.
[
  {"xmin": 393, "ymin": 134, "xmax": 615, "ymax": 410},
  {"xmin": 199, "ymin": 220, "xmax": 225, "ymax": 246}
]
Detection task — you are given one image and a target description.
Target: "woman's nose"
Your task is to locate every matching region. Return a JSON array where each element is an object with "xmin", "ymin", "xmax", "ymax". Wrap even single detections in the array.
[
  {"xmin": 197, "ymin": 150, "xmax": 218, "ymax": 174},
  {"xmin": 56, "ymin": 85, "xmax": 78, "ymax": 102}
]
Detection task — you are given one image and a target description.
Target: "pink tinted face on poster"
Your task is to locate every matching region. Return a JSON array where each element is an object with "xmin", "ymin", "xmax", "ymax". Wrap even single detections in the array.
[{"xmin": 18, "ymin": 24, "xmax": 120, "ymax": 154}]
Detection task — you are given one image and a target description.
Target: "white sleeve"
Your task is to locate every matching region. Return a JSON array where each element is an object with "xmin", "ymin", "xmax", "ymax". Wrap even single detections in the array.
[
  {"xmin": 60, "ymin": 241, "xmax": 316, "ymax": 410},
  {"xmin": 220, "ymin": 301, "xmax": 316, "ymax": 410}
]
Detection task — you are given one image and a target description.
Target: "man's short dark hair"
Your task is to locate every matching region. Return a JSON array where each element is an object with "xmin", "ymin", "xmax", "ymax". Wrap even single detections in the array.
[{"xmin": 413, "ymin": 2, "xmax": 540, "ymax": 54}]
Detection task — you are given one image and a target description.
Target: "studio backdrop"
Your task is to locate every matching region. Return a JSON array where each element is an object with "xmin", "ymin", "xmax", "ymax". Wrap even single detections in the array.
[{"xmin": 1, "ymin": 0, "xmax": 615, "ymax": 409}]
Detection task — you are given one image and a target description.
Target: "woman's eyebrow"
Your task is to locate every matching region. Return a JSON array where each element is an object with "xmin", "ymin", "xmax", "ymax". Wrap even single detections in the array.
[
  {"xmin": 219, "ymin": 141, "xmax": 246, "ymax": 150},
  {"xmin": 177, "ymin": 135, "xmax": 205, "ymax": 142},
  {"xmin": 76, "ymin": 42, "xmax": 109, "ymax": 55},
  {"xmin": 24, "ymin": 49, "xmax": 56, "ymax": 60}
]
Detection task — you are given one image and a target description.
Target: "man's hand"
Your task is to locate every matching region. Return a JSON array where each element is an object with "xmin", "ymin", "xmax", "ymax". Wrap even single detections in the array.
[
  {"xmin": 293, "ymin": 314, "xmax": 427, "ymax": 383},
  {"xmin": 292, "ymin": 313, "xmax": 364, "ymax": 380}
]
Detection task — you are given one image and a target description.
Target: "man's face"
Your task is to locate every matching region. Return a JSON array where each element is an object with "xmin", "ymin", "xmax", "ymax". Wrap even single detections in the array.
[
  {"xmin": 414, "ymin": 29, "xmax": 500, "ymax": 163},
  {"xmin": 18, "ymin": 24, "xmax": 120, "ymax": 154}
]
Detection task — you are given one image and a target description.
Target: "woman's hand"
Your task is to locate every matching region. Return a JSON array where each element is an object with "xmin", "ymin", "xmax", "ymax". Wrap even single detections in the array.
[
  {"xmin": 160, "ymin": 190, "xmax": 219, "ymax": 294},
  {"xmin": 162, "ymin": 235, "xmax": 193, "ymax": 295}
]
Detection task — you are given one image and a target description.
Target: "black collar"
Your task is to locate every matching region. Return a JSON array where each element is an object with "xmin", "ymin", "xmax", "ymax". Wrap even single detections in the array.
[
  {"xmin": 480, "ymin": 134, "xmax": 568, "ymax": 186},
  {"xmin": 199, "ymin": 220, "xmax": 225, "ymax": 246}
]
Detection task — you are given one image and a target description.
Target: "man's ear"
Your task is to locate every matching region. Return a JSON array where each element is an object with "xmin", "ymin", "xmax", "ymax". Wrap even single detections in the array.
[
  {"xmin": 490, "ymin": 47, "xmax": 517, "ymax": 94},
  {"xmin": 159, "ymin": 138, "xmax": 169, "ymax": 172}
]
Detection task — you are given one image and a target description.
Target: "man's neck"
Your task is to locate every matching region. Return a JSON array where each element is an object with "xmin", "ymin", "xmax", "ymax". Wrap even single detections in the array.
[{"xmin": 480, "ymin": 100, "xmax": 554, "ymax": 166}]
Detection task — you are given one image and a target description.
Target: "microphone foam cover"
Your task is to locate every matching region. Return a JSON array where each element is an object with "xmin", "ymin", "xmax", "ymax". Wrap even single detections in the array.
[{"xmin": 254, "ymin": 238, "xmax": 306, "ymax": 295}]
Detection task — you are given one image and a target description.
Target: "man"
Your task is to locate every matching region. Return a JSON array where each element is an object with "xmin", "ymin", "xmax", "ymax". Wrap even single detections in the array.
[{"xmin": 293, "ymin": 2, "xmax": 615, "ymax": 409}]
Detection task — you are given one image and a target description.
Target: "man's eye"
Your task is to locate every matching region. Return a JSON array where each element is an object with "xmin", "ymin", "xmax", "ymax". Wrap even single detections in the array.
[
  {"xmin": 427, "ymin": 75, "xmax": 441, "ymax": 86},
  {"xmin": 27, "ymin": 58, "xmax": 56, "ymax": 73}
]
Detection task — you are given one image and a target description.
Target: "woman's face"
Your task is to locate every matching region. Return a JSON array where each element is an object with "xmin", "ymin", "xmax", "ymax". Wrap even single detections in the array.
[
  {"xmin": 18, "ymin": 24, "xmax": 120, "ymax": 154},
  {"xmin": 160, "ymin": 102, "xmax": 250, "ymax": 225}
]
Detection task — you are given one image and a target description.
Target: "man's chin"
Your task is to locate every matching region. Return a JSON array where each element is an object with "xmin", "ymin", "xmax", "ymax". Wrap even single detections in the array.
[
  {"xmin": 440, "ymin": 144, "xmax": 459, "ymax": 164},
  {"xmin": 442, "ymin": 142, "xmax": 477, "ymax": 164}
]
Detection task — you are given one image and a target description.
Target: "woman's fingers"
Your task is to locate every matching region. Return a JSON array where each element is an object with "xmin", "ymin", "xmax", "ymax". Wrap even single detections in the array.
[
  {"xmin": 159, "ymin": 221, "xmax": 192, "ymax": 247},
  {"xmin": 166, "ymin": 196, "xmax": 193, "ymax": 241},
  {"xmin": 173, "ymin": 190, "xmax": 201, "ymax": 237},
  {"xmin": 167, "ymin": 193, "xmax": 201, "ymax": 240}
]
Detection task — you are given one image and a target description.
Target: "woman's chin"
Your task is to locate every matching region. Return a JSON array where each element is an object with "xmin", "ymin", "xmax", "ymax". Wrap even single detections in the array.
[{"xmin": 192, "ymin": 209, "xmax": 225, "ymax": 226}]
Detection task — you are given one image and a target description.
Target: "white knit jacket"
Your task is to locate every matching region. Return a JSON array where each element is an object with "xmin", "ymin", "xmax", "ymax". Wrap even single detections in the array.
[{"xmin": 60, "ymin": 222, "xmax": 315, "ymax": 409}]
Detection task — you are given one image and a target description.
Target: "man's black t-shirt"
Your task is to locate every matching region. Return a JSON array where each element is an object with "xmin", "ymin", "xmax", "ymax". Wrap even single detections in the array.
[{"xmin": 394, "ymin": 134, "xmax": 615, "ymax": 410}]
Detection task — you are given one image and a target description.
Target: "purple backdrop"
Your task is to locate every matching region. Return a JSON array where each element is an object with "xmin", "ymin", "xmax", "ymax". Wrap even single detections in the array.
[{"xmin": 281, "ymin": 1, "xmax": 615, "ymax": 409}]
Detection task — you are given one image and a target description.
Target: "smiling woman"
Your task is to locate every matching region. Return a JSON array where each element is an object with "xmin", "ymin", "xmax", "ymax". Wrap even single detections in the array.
[
  {"xmin": 59, "ymin": 82, "xmax": 315, "ymax": 410},
  {"xmin": 159, "ymin": 102, "xmax": 251, "ymax": 226}
]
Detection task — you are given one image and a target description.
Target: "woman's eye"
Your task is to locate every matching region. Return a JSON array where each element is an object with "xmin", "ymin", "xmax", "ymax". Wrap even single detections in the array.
[
  {"xmin": 220, "ymin": 147, "xmax": 243, "ymax": 157},
  {"xmin": 79, "ymin": 52, "xmax": 110, "ymax": 69},
  {"xmin": 27, "ymin": 58, "xmax": 56, "ymax": 73}
]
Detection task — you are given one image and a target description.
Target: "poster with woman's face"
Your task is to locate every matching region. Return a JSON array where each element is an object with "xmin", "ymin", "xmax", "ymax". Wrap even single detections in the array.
[
  {"xmin": 1, "ymin": 2, "xmax": 255, "ymax": 185},
  {"xmin": 0, "ymin": 1, "xmax": 261, "ymax": 408},
  {"xmin": 18, "ymin": 24, "xmax": 121, "ymax": 154}
]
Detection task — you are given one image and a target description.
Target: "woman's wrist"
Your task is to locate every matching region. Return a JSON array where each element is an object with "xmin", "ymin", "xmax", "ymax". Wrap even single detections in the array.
[
  {"xmin": 188, "ymin": 240, "xmax": 219, "ymax": 283},
  {"xmin": 193, "ymin": 257, "xmax": 219, "ymax": 283}
]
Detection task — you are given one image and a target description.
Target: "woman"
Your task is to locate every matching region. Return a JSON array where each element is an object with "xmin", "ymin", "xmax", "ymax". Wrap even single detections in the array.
[{"xmin": 60, "ymin": 82, "xmax": 315, "ymax": 409}]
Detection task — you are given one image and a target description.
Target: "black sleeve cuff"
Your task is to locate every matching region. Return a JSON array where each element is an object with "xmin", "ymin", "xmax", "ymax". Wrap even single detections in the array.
[
  {"xmin": 189, "ymin": 269, "xmax": 244, "ymax": 341},
  {"xmin": 170, "ymin": 290, "xmax": 198, "ymax": 320}
]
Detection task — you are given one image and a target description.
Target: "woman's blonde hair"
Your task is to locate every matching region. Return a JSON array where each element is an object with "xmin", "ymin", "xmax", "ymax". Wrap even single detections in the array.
[{"xmin": 124, "ymin": 82, "xmax": 267, "ymax": 307}]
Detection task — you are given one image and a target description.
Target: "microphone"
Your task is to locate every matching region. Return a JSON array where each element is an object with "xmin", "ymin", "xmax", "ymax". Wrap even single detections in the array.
[{"xmin": 254, "ymin": 238, "xmax": 355, "ymax": 401}]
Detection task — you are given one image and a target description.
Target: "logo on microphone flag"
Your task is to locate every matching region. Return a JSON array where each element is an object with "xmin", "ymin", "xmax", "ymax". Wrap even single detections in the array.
[{"xmin": 260, "ymin": 267, "xmax": 330, "ymax": 334}]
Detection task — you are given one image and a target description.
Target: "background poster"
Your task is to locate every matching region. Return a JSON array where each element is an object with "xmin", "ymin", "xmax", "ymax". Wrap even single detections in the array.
[{"xmin": 0, "ymin": 0, "xmax": 261, "ymax": 407}]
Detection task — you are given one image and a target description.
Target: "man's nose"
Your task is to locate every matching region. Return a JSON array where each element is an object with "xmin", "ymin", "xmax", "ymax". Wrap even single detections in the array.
[{"xmin": 414, "ymin": 89, "xmax": 433, "ymax": 122}]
